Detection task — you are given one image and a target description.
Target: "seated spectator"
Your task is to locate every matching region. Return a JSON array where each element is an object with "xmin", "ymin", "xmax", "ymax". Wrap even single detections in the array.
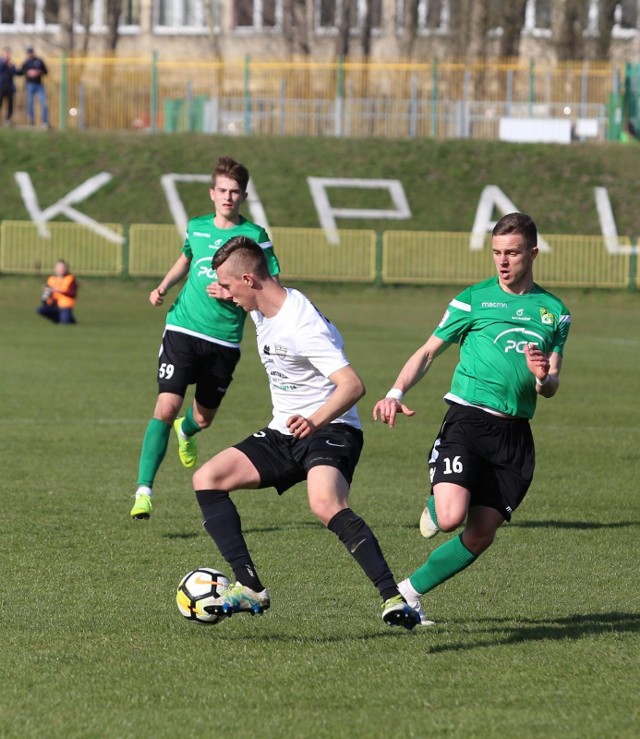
[{"xmin": 37, "ymin": 259, "xmax": 78, "ymax": 324}]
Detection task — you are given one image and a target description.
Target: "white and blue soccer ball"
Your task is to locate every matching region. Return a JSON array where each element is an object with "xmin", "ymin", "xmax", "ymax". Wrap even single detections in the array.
[{"xmin": 176, "ymin": 567, "xmax": 230, "ymax": 624}]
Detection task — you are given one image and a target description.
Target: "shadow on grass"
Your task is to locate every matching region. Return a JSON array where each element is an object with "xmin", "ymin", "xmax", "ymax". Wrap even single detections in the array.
[
  {"xmin": 511, "ymin": 520, "xmax": 640, "ymax": 530},
  {"xmin": 397, "ymin": 519, "xmax": 640, "ymax": 532},
  {"xmin": 424, "ymin": 611, "xmax": 640, "ymax": 654}
]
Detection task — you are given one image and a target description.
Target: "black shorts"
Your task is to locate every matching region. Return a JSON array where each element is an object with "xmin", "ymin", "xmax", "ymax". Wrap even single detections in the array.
[
  {"xmin": 157, "ymin": 329, "xmax": 241, "ymax": 409},
  {"xmin": 428, "ymin": 403, "xmax": 535, "ymax": 521},
  {"xmin": 234, "ymin": 423, "xmax": 364, "ymax": 495}
]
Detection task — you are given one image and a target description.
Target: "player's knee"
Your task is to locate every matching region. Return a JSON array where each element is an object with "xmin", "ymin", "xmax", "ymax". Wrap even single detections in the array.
[
  {"xmin": 310, "ymin": 497, "xmax": 343, "ymax": 526},
  {"xmin": 197, "ymin": 416, "xmax": 213, "ymax": 430},
  {"xmin": 461, "ymin": 529, "xmax": 496, "ymax": 554},
  {"xmin": 193, "ymin": 466, "xmax": 221, "ymax": 490},
  {"xmin": 437, "ymin": 510, "xmax": 466, "ymax": 532}
]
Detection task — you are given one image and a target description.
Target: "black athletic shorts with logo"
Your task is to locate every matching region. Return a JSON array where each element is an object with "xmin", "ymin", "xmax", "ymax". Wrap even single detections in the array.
[
  {"xmin": 234, "ymin": 423, "xmax": 364, "ymax": 495},
  {"xmin": 428, "ymin": 402, "xmax": 535, "ymax": 521},
  {"xmin": 157, "ymin": 329, "xmax": 241, "ymax": 409}
]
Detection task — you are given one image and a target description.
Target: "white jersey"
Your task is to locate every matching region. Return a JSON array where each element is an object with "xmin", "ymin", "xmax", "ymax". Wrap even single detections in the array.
[{"xmin": 250, "ymin": 288, "xmax": 361, "ymax": 435}]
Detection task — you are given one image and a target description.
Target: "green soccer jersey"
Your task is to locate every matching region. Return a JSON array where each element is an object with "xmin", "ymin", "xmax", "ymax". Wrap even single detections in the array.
[
  {"xmin": 434, "ymin": 276, "xmax": 571, "ymax": 419},
  {"xmin": 165, "ymin": 214, "xmax": 280, "ymax": 346}
]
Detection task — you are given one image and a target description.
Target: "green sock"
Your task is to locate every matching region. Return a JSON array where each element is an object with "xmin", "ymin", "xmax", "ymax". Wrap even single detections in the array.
[
  {"xmin": 137, "ymin": 418, "xmax": 171, "ymax": 487},
  {"xmin": 409, "ymin": 533, "xmax": 478, "ymax": 595},
  {"xmin": 427, "ymin": 494, "xmax": 439, "ymax": 528},
  {"xmin": 181, "ymin": 407, "xmax": 203, "ymax": 437}
]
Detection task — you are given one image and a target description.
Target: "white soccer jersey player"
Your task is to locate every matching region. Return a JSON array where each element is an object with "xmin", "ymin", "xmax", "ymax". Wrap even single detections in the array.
[{"xmin": 250, "ymin": 288, "xmax": 361, "ymax": 435}]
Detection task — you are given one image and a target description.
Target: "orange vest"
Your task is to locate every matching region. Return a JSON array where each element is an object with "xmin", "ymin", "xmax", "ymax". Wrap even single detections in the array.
[{"xmin": 47, "ymin": 274, "xmax": 77, "ymax": 309}]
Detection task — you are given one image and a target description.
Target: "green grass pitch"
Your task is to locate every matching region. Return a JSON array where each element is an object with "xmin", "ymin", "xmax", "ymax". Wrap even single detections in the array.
[{"xmin": 1, "ymin": 276, "xmax": 638, "ymax": 738}]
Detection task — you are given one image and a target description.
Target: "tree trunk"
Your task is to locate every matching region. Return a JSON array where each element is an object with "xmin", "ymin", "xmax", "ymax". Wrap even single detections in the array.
[
  {"xmin": 283, "ymin": 0, "xmax": 311, "ymax": 56},
  {"xmin": 402, "ymin": 0, "xmax": 420, "ymax": 57},
  {"xmin": 555, "ymin": 0, "xmax": 587, "ymax": 61},
  {"xmin": 58, "ymin": 0, "xmax": 75, "ymax": 52},
  {"xmin": 499, "ymin": 0, "xmax": 528, "ymax": 58},
  {"xmin": 106, "ymin": 0, "xmax": 123, "ymax": 52},
  {"xmin": 336, "ymin": 0, "xmax": 356, "ymax": 58},
  {"xmin": 596, "ymin": 0, "xmax": 618, "ymax": 59}
]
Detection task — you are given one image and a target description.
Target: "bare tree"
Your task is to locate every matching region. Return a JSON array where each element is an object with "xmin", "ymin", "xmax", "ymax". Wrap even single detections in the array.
[
  {"xmin": 498, "ymin": 0, "xmax": 528, "ymax": 58},
  {"xmin": 361, "ymin": 0, "xmax": 373, "ymax": 58},
  {"xmin": 554, "ymin": 0, "xmax": 587, "ymax": 61},
  {"xmin": 283, "ymin": 0, "xmax": 311, "ymax": 56},
  {"xmin": 105, "ymin": 0, "xmax": 123, "ymax": 51},
  {"xmin": 336, "ymin": 0, "xmax": 357, "ymax": 57},
  {"xmin": 595, "ymin": 0, "xmax": 619, "ymax": 59},
  {"xmin": 58, "ymin": 0, "xmax": 75, "ymax": 52},
  {"xmin": 204, "ymin": 0, "xmax": 223, "ymax": 59},
  {"xmin": 449, "ymin": 0, "xmax": 489, "ymax": 59},
  {"xmin": 401, "ymin": 0, "xmax": 421, "ymax": 57}
]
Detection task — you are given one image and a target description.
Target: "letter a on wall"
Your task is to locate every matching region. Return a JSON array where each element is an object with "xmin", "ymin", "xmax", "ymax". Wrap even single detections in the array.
[{"xmin": 470, "ymin": 186, "xmax": 550, "ymax": 252}]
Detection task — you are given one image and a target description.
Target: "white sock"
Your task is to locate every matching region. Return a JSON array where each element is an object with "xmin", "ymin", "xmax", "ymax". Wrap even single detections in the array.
[
  {"xmin": 136, "ymin": 486, "xmax": 153, "ymax": 497},
  {"xmin": 398, "ymin": 578, "xmax": 421, "ymax": 599}
]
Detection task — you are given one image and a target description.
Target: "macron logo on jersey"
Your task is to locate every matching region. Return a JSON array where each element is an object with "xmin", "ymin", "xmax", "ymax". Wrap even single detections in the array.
[{"xmin": 193, "ymin": 231, "xmax": 211, "ymax": 238}]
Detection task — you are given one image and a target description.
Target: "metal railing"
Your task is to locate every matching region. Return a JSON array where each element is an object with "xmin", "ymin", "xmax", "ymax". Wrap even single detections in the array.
[
  {"xmin": 1, "ymin": 221, "xmax": 637, "ymax": 290},
  {"xmin": 8, "ymin": 56, "xmax": 624, "ymax": 141}
]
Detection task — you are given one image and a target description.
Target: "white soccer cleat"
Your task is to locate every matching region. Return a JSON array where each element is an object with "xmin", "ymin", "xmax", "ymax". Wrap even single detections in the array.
[
  {"xmin": 205, "ymin": 582, "xmax": 271, "ymax": 617},
  {"xmin": 419, "ymin": 504, "xmax": 439, "ymax": 539},
  {"xmin": 398, "ymin": 578, "xmax": 435, "ymax": 626}
]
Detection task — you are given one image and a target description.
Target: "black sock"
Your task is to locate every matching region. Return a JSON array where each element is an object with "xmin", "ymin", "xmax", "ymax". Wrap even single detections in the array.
[
  {"xmin": 195, "ymin": 489, "xmax": 264, "ymax": 592},
  {"xmin": 327, "ymin": 508, "xmax": 399, "ymax": 602}
]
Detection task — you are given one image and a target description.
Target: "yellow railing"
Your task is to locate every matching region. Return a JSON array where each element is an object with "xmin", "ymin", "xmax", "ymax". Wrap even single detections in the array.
[
  {"xmin": 9, "ymin": 56, "xmax": 622, "ymax": 137},
  {"xmin": 1, "ymin": 221, "xmax": 637, "ymax": 289}
]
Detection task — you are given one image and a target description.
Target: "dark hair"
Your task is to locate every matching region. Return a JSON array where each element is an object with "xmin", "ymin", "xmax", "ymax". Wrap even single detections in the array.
[
  {"xmin": 212, "ymin": 235, "xmax": 268, "ymax": 277},
  {"xmin": 211, "ymin": 157, "xmax": 249, "ymax": 191},
  {"xmin": 492, "ymin": 212, "xmax": 537, "ymax": 249}
]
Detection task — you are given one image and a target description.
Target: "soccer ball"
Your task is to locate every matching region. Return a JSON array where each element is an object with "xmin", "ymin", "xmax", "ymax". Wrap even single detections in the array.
[{"xmin": 176, "ymin": 567, "xmax": 231, "ymax": 624}]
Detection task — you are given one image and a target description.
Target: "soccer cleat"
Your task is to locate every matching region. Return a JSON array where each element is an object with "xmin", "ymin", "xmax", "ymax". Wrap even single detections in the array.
[
  {"xmin": 419, "ymin": 504, "xmax": 440, "ymax": 539},
  {"xmin": 381, "ymin": 594, "xmax": 421, "ymax": 630},
  {"xmin": 174, "ymin": 417, "xmax": 197, "ymax": 468},
  {"xmin": 398, "ymin": 579, "xmax": 435, "ymax": 626},
  {"xmin": 130, "ymin": 493, "xmax": 152, "ymax": 520},
  {"xmin": 204, "ymin": 582, "xmax": 271, "ymax": 617}
]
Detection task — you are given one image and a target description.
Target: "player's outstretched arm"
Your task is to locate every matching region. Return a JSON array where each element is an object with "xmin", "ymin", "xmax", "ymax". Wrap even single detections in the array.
[
  {"xmin": 149, "ymin": 254, "xmax": 190, "ymax": 306},
  {"xmin": 373, "ymin": 334, "xmax": 449, "ymax": 428}
]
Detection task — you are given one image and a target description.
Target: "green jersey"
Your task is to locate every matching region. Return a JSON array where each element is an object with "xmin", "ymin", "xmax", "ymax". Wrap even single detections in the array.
[
  {"xmin": 165, "ymin": 214, "xmax": 280, "ymax": 346},
  {"xmin": 434, "ymin": 276, "xmax": 571, "ymax": 419}
]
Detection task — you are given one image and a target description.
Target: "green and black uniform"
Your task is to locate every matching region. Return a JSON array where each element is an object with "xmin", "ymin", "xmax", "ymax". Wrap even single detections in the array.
[
  {"xmin": 137, "ymin": 215, "xmax": 280, "ymax": 490},
  {"xmin": 409, "ymin": 276, "xmax": 570, "ymax": 596},
  {"xmin": 435, "ymin": 276, "xmax": 571, "ymax": 419}
]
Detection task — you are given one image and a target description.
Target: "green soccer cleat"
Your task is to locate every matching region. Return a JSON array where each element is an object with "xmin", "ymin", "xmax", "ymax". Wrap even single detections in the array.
[
  {"xmin": 130, "ymin": 493, "xmax": 152, "ymax": 520},
  {"xmin": 381, "ymin": 594, "xmax": 421, "ymax": 630},
  {"xmin": 174, "ymin": 417, "xmax": 197, "ymax": 468},
  {"xmin": 205, "ymin": 582, "xmax": 271, "ymax": 618}
]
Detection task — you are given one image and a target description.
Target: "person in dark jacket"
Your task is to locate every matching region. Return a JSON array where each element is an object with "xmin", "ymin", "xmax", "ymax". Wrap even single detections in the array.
[
  {"xmin": 20, "ymin": 46, "xmax": 49, "ymax": 128},
  {"xmin": 0, "ymin": 47, "xmax": 20, "ymax": 127}
]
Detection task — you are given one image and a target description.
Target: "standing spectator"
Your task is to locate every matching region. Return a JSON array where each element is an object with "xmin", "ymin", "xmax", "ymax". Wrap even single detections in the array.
[
  {"xmin": 20, "ymin": 46, "xmax": 49, "ymax": 129},
  {"xmin": 0, "ymin": 47, "xmax": 19, "ymax": 127},
  {"xmin": 37, "ymin": 259, "xmax": 78, "ymax": 324}
]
